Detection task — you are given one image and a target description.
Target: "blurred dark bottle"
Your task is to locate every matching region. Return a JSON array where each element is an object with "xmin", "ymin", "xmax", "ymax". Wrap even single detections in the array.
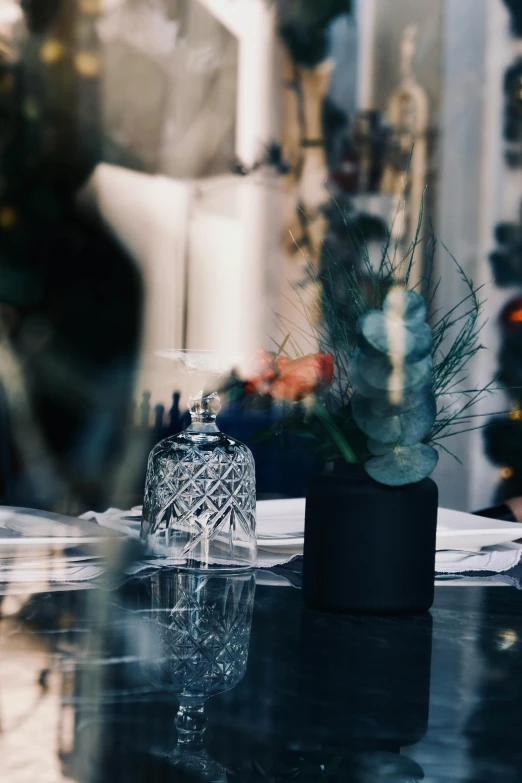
[
  {"xmin": 331, "ymin": 110, "xmax": 387, "ymax": 194},
  {"xmin": 484, "ymin": 297, "xmax": 522, "ymax": 503},
  {"xmin": 0, "ymin": 0, "xmax": 143, "ymax": 512},
  {"xmin": 489, "ymin": 201, "xmax": 522, "ymax": 286},
  {"xmin": 503, "ymin": 56, "xmax": 522, "ymax": 167}
]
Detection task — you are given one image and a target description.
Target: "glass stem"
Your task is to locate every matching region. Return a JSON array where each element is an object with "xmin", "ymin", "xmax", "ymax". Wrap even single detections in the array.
[
  {"xmin": 187, "ymin": 392, "xmax": 221, "ymax": 434},
  {"xmin": 175, "ymin": 695, "xmax": 207, "ymax": 752}
]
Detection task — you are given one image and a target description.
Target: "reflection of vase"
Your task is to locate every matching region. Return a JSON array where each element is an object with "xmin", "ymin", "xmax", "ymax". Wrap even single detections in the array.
[
  {"xmin": 303, "ymin": 463, "xmax": 438, "ymax": 614},
  {"xmin": 299, "ymin": 609, "xmax": 432, "ymax": 780},
  {"xmin": 143, "ymin": 569, "xmax": 256, "ymax": 780}
]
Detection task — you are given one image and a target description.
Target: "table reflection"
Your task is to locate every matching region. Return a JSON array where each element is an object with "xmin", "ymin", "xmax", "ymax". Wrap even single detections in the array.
[
  {"xmin": 9, "ymin": 575, "xmax": 522, "ymax": 781},
  {"xmin": 203, "ymin": 585, "xmax": 432, "ymax": 781},
  {"xmin": 2, "ymin": 567, "xmax": 436, "ymax": 782},
  {"xmin": 58, "ymin": 569, "xmax": 255, "ymax": 782},
  {"xmin": 297, "ymin": 610, "xmax": 431, "ymax": 780},
  {"xmin": 143, "ymin": 570, "xmax": 256, "ymax": 781}
]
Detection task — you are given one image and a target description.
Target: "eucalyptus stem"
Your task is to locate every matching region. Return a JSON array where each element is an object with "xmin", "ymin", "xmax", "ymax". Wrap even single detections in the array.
[{"xmin": 312, "ymin": 400, "xmax": 358, "ymax": 464}]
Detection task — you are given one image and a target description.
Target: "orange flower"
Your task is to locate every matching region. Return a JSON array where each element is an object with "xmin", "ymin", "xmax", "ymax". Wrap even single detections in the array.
[
  {"xmin": 271, "ymin": 353, "xmax": 334, "ymax": 401},
  {"xmin": 244, "ymin": 350, "xmax": 334, "ymax": 400},
  {"xmin": 244, "ymin": 349, "xmax": 277, "ymax": 396}
]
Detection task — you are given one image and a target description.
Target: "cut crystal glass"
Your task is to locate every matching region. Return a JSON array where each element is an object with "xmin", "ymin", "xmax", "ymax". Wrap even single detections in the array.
[
  {"xmin": 145, "ymin": 569, "xmax": 255, "ymax": 697},
  {"xmin": 141, "ymin": 351, "xmax": 257, "ymax": 568},
  {"xmin": 142, "ymin": 569, "xmax": 255, "ymax": 781}
]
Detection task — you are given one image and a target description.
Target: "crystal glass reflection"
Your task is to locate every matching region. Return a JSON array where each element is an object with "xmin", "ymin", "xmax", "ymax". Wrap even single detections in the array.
[
  {"xmin": 143, "ymin": 569, "xmax": 256, "ymax": 781},
  {"xmin": 142, "ymin": 351, "xmax": 257, "ymax": 568}
]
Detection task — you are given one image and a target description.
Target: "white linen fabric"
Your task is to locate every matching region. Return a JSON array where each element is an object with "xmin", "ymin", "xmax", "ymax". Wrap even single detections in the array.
[
  {"xmin": 80, "ymin": 507, "xmax": 299, "ymax": 569},
  {"xmin": 82, "ymin": 501, "xmax": 522, "ymax": 574},
  {"xmin": 1, "ymin": 501, "xmax": 521, "ymax": 593}
]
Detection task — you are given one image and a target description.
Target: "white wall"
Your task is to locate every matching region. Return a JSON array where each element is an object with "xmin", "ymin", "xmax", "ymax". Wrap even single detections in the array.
[{"xmin": 435, "ymin": 0, "xmax": 514, "ymax": 511}]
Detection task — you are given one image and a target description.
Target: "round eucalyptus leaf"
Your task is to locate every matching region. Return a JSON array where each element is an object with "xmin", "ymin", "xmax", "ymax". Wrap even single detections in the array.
[
  {"xmin": 351, "ymin": 351, "xmax": 432, "ymax": 395},
  {"xmin": 365, "ymin": 443, "xmax": 439, "ymax": 486},
  {"xmin": 349, "ymin": 352, "xmax": 392, "ymax": 399},
  {"xmin": 358, "ymin": 311, "xmax": 432, "ymax": 362},
  {"xmin": 395, "ymin": 391, "xmax": 437, "ymax": 445},
  {"xmin": 357, "ymin": 311, "xmax": 386, "ymax": 356},
  {"xmin": 352, "ymin": 390, "xmax": 437, "ymax": 445},
  {"xmin": 370, "ymin": 384, "xmax": 433, "ymax": 416},
  {"xmin": 367, "ymin": 438, "xmax": 393, "ymax": 456},
  {"xmin": 351, "ymin": 393, "xmax": 401, "ymax": 443},
  {"xmin": 403, "ymin": 321, "xmax": 433, "ymax": 363},
  {"xmin": 383, "ymin": 288, "xmax": 427, "ymax": 325},
  {"xmin": 357, "ymin": 310, "xmax": 409, "ymax": 358}
]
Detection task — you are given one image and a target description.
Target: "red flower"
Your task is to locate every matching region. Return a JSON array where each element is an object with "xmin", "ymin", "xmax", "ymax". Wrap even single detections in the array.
[{"xmin": 245, "ymin": 351, "xmax": 334, "ymax": 401}]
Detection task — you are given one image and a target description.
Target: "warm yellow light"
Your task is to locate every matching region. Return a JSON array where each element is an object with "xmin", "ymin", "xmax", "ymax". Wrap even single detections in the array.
[
  {"xmin": 508, "ymin": 307, "xmax": 522, "ymax": 323},
  {"xmin": 509, "ymin": 409, "xmax": 522, "ymax": 421},
  {"xmin": 40, "ymin": 39, "xmax": 65, "ymax": 64},
  {"xmin": 0, "ymin": 73, "xmax": 14, "ymax": 95},
  {"xmin": 80, "ymin": 0, "xmax": 102, "ymax": 12},
  {"xmin": 0, "ymin": 207, "xmax": 17, "ymax": 229},
  {"xmin": 500, "ymin": 466, "xmax": 514, "ymax": 479},
  {"xmin": 74, "ymin": 52, "xmax": 101, "ymax": 78}
]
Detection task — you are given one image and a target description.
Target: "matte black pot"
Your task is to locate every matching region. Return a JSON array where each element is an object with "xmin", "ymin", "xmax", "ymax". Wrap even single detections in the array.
[{"xmin": 303, "ymin": 463, "xmax": 438, "ymax": 615}]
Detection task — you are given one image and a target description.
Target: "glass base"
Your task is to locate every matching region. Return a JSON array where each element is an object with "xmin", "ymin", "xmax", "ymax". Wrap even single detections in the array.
[{"xmin": 142, "ymin": 543, "xmax": 256, "ymax": 572}]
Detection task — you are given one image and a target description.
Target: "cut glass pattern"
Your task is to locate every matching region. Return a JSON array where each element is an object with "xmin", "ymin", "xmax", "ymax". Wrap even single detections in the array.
[
  {"xmin": 141, "ymin": 570, "xmax": 255, "ymax": 781},
  {"xmin": 142, "ymin": 355, "xmax": 256, "ymax": 568}
]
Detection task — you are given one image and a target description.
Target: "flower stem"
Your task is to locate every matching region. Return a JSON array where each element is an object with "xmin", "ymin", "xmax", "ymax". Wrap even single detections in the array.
[{"xmin": 312, "ymin": 401, "xmax": 358, "ymax": 464}]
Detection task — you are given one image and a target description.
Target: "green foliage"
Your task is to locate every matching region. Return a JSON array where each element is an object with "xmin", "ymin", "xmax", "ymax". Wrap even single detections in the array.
[
  {"xmin": 239, "ymin": 195, "xmax": 496, "ymax": 486},
  {"xmin": 347, "ymin": 287, "xmax": 437, "ymax": 483},
  {"xmin": 250, "ymin": 401, "xmax": 370, "ymax": 463}
]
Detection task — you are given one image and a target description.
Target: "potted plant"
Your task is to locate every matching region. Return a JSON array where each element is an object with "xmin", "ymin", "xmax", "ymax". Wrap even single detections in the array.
[
  {"xmin": 303, "ymin": 284, "xmax": 440, "ymax": 615},
  {"xmin": 228, "ymin": 227, "xmax": 494, "ymax": 615}
]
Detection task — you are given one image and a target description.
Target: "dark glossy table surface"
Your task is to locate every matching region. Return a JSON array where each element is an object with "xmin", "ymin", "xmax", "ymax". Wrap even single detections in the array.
[{"xmin": 2, "ymin": 562, "xmax": 522, "ymax": 782}]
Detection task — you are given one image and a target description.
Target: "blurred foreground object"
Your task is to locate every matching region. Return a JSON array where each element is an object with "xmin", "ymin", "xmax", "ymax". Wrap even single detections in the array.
[{"xmin": 0, "ymin": 0, "xmax": 143, "ymax": 512}]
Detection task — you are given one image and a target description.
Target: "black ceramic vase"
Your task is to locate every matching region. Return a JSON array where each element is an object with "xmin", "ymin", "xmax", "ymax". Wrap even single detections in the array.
[{"xmin": 302, "ymin": 463, "xmax": 438, "ymax": 615}]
